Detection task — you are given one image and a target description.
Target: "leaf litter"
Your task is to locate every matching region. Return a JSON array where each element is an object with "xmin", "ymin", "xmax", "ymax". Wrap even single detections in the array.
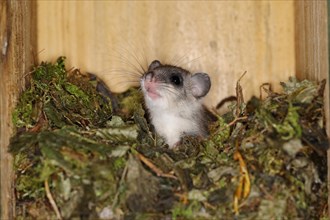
[{"xmin": 10, "ymin": 57, "xmax": 329, "ymax": 219}]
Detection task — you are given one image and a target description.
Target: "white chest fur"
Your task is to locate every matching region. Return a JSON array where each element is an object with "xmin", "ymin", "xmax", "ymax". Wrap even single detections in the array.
[
  {"xmin": 152, "ymin": 112, "xmax": 198, "ymax": 147},
  {"xmin": 147, "ymin": 99, "xmax": 202, "ymax": 148}
]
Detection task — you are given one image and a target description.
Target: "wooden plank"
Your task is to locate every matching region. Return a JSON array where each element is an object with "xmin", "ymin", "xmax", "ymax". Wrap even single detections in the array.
[
  {"xmin": 0, "ymin": 0, "xmax": 327, "ymax": 217},
  {"xmin": 0, "ymin": 1, "xmax": 36, "ymax": 219},
  {"xmin": 294, "ymin": 0, "xmax": 330, "ymax": 216},
  {"xmin": 37, "ymin": 1, "xmax": 295, "ymax": 109}
]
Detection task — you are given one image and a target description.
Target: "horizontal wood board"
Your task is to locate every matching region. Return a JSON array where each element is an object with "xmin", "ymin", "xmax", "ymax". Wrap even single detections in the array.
[{"xmin": 37, "ymin": 1, "xmax": 296, "ymax": 109}]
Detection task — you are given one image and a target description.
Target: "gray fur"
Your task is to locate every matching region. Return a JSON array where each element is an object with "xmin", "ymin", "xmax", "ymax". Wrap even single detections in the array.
[{"xmin": 141, "ymin": 60, "xmax": 213, "ymax": 148}]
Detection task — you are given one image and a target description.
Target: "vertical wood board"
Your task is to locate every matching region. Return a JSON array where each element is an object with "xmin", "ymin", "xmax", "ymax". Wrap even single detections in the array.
[
  {"xmin": 0, "ymin": 1, "xmax": 36, "ymax": 219},
  {"xmin": 294, "ymin": 0, "xmax": 330, "ymax": 216}
]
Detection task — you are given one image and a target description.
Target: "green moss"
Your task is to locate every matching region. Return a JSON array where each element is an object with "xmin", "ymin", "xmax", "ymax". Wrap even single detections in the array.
[{"xmin": 10, "ymin": 58, "xmax": 328, "ymax": 219}]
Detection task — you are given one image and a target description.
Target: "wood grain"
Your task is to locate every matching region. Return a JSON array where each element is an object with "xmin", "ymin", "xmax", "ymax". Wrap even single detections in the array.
[
  {"xmin": 37, "ymin": 1, "xmax": 295, "ymax": 109},
  {"xmin": 1, "ymin": 1, "xmax": 329, "ymax": 217},
  {"xmin": 295, "ymin": 1, "xmax": 329, "ymax": 133},
  {"xmin": 0, "ymin": 1, "xmax": 36, "ymax": 219},
  {"xmin": 294, "ymin": 1, "xmax": 330, "ymax": 216}
]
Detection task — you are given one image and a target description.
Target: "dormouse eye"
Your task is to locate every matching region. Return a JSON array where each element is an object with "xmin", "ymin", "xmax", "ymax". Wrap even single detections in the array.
[{"xmin": 170, "ymin": 74, "xmax": 182, "ymax": 86}]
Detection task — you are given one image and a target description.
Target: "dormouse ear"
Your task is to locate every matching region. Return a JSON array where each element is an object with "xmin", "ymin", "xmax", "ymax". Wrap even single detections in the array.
[
  {"xmin": 148, "ymin": 60, "xmax": 162, "ymax": 71},
  {"xmin": 191, "ymin": 73, "xmax": 211, "ymax": 98}
]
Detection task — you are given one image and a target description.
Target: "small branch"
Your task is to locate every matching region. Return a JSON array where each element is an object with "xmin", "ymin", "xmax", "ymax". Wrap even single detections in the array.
[
  {"xmin": 227, "ymin": 116, "xmax": 248, "ymax": 127},
  {"xmin": 44, "ymin": 179, "xmax": 62, "ymax": 220},
  {"xmin": 137, "ymin": 152, "xmax": 177, "ymax": 180},
  {"xmin": 235, "ymin": 71, "xmax": 247, "ymax": 116},
  {"xmin": 202, "ymin": 201, "xmax": 217, "ymax": 210},
  {"xmin": 259, "ymin": 82, "xmax": 272, "ymax": 100},
  {"xmin": 112, "ymin": 163, "xmax": 128, "ymax": 208}
]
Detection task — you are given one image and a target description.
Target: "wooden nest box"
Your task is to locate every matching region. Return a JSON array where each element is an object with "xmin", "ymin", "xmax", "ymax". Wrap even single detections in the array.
[{"xmin": 1, "ymin": 1, "xmax": 329, "ymax": 218}]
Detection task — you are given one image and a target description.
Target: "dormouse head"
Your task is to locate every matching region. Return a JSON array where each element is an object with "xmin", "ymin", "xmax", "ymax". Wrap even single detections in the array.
[{"xmin": 141, "ymin": 60, "xmax": 211, "ymax": 107}]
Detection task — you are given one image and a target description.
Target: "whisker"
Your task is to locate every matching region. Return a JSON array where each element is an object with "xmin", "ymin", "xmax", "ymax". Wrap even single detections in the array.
[
  {"xmin": 126, "ymin": 41, "xmax": 148, "ymax": 73},
  {"xmin": 104, "ymin": 47, "xmax": 144, "ymax": 76},
  {"xmin": 100, "ymin": 67, "xmax": 143, "ymax": 77},
  {"xmin": 139, "ymin": 42, "xmax": 150, "ymax": 72},
  {"xmin": 107, "ymin": 75, "xmax": 140, "ymax": 82},
  {"xmin": 169, "ymin": 50, "xmax": 191, "ymax": 66},
  {"xmin": 106, "ymin": 77, "xmax": 140, "ymax": 84},
  {"xmin": 115, "ymin": 45, "xmax": 146, "ymax": 74},
  {"xmin": 111, "ymin": 50, "xmax": 145, "ymax": 75},
  {"xmin": 158, "ymin": 84, "xmax": 185, "ymax": 99},
  {"xmin": 97, "ymin": 58, "xmax": 144, "ymax": 77},
  {"xmin": 113, "ymin": 80, "xmax": 140, "ymax": 87},
  {"xmin": 114, "ymin": 80, "xmax": 140, "ymax": 85},
  {"xmin": 179, "ymin": 55, "xmax": 204, "ymax": 68},
  {"xmin": 102, "ymin": 69, "xmax": 142, "ymax": 78}
]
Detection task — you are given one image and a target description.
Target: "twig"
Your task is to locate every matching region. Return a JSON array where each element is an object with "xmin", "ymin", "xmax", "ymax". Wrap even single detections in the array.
[
  {"xmin": 238, "ymin": 71, "xmax": 247, "ymax": 82},
  {"xmin": 227, "ymin": 116, "xmax": 248, "ymax": 127},
  {"xmin": 137, "ymin": 152, "xmax": 177, "ymax": 180},
  {"xmin": 242, "ymin": 128, "xmax": 267, "ymax": 143},
  {"xmin": 235, "ymin": 71, "xmax": 247, "ymax": 117},
  {"xmin": 112, "ymin": 163, "xmax": 128, "ymax": 208},
  {"xmin": 44, "ymin": 179, "xmax": 62, "ymax": 220},
  {"xmin": 202, "ymin": 201, "xmax": 217, "ymax": 210},
  {"xmin": 259, "ymin": 82, "xmax": 272, "ymax": 100},
  {"xmin": 215, "ymin": 95, "xmax": 237, "ymax": 110},
  {"xmin": 213, "ymin": 116, "xmax": 248, "ymax": 137}
]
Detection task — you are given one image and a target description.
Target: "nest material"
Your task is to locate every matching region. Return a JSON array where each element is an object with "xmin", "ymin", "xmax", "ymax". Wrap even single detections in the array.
[{"xmin": 10, "ymin": 57, "xmax": 328, "ymax": 219}]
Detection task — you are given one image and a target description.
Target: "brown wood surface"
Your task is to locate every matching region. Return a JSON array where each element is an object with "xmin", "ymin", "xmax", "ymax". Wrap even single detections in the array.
[
  {"xmin": 0, "ymin": 1, "xmax": 36, "ymax": 219},
  {"xmin": 0, "ymin": 0, "xmax": 329, "ymax": 217},
  {"xmin": 37, "ymin": 1, "xmax": 295, "ymax": 109},
  {"xmin": 294, "ymin": 1, "xmax": 330, "ymax": 216}
]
